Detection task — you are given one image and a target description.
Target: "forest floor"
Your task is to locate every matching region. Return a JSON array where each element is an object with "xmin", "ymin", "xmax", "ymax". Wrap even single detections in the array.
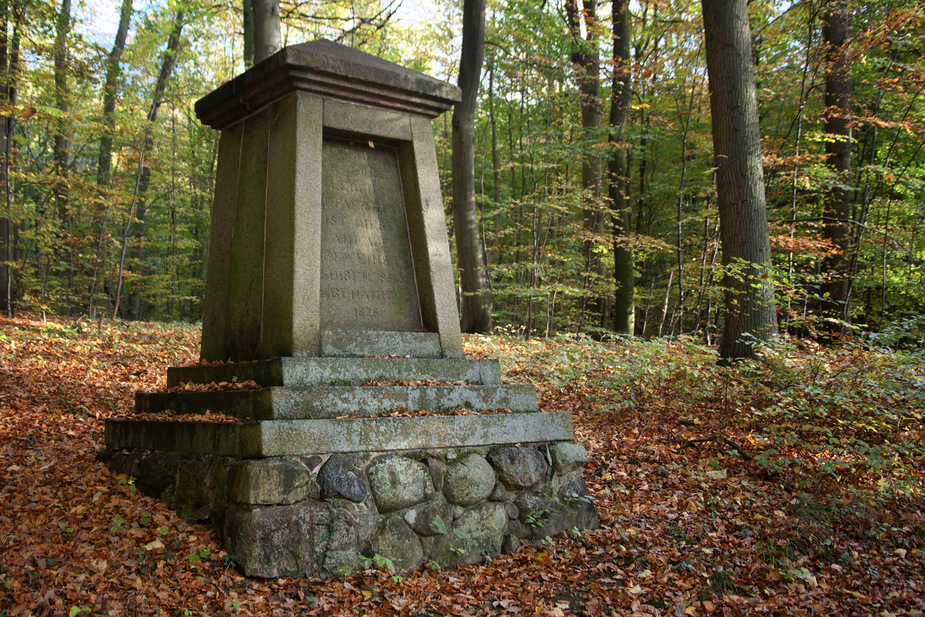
[{"xmin": 1, "ymin": 313, "xmax": 924, "ymax": 617}]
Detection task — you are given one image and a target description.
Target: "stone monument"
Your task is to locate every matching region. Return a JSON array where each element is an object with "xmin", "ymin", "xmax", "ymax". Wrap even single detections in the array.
[{"xmin": 100, "ymin": 39, "xmax": 597, "ymax": 578}]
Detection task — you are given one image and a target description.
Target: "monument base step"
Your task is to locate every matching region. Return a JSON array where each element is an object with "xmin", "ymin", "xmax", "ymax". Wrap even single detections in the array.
[
  {"xmin": 167, "ymin": 356, "xmax": 503, "ymax": 388},
  {"xmin": 99, "ymin": 415, "xmax": 597, "ymax": 578},
  {"xmin": 137, "ymin": 383, "xmax": 538, "ymax": 420},
  {"xmin": 106, "ymin": 412, "xmax": 571, "ymax": 457}
]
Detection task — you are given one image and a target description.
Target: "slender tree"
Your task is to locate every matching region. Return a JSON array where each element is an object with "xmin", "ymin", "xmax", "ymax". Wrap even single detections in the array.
[
  {"xmin": 566, "ymin": 0, "xmax": 606, "ymax": 332},
  {"xmin": 609, "ymin": 0, "xmax": 634, "ymax": 334},
  {"xmin": 0, "ymin": 0, "xmax": 22, "ymax": 315},
  {"xmin": 819, "ymin": 0, "xmax": 852, "ymax": 326},
  {"xmin": 97, "ymin": 0, "xmax": 133, "ymax": 188},
  {"xmin": 453, "ymin": 0, "xmax": 492, "ymax": 333},
  {"xmin": 701, "ymin": 0, "xmax": 777, "ymax": 359},
  {"xmin": 243, "ymin": 0, "xmax": 254, "ymax": 67},
  {"xmin": 115, "ymin": 10, "xmax": 185, "ymax": 319},
  {"xmin": 53, "ymin": 0, "xmax": 73, "ymax": 310},
  {"xmin": 253, "ymin": 0, "xmax": 281, "ymax": 63},
  {"xmin": 90, "ymin": 0, "xmax": 132, "ymax": 317}
]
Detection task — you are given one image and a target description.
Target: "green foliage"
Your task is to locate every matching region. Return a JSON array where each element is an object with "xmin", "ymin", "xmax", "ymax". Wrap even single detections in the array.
[
  {"xmin": 358, "ymin": 552, "xmax": 397, "ymax": 573},
  {"xmin": 2, "ymin": 0, "xmax": 923, "ymax": 339},
  {"xmin": 480, "ymin": 332, "xmax": 925, "ymax": 497},
  {"xmin": 109, "ymin": 515, "xmax": 127, "ymax": 534},
  {"xmin": 186, "ymin": 547, "xmax": 210, "ymax": 565}
]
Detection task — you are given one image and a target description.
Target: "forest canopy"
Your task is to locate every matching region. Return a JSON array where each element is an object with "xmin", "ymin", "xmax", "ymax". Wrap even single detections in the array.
[{"xmin": 1, "ymin": 0, "xmax": 923, "ymax": 342}]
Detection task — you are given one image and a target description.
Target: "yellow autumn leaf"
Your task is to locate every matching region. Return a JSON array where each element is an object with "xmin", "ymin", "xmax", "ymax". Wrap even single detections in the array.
[{"xmin": 144, "ymin": 538, "xmax": 164, "ymax": 551}]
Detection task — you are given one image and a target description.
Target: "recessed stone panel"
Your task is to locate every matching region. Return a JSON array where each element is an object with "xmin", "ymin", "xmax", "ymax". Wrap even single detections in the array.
[{"xmin": 320, "ymin": 139, "xmax": 422, "ymax": 332}]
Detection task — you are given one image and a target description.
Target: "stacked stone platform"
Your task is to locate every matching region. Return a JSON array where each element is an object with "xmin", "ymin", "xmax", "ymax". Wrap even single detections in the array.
[{"xmin": 101, "ymin": 330, "xmax": 597, "ymax": 577}]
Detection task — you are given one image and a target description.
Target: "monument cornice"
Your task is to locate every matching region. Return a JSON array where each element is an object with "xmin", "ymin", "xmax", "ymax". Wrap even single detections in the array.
[{"xmin": 196, "ymin": 39, "xmax": 462, "ymax": 130}]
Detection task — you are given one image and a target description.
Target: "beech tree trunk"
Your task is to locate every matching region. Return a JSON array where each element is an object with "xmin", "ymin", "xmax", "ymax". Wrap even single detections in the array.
[
  {"xmin": 609, "ymin": 0, "xmax": 634, "ymax": 335},
  {"xmin": 253, "ymin": 0, "xmax": 281, "ymax": 64},
  {"xmin": 115, "ymin": 10, "xmax": 184, "ymax": 319},
  {"xmin": 452, "ymin": 0, "xmax": 492, "ymax": 333},
  {"xmin": 53, "ymin": 0, "xmax": 73, "ymax": 310},
  {"xmin": 243, "ymin": 0, "xmax": 254, "ymax": 67},
  {"xmin": 90, "ymin": 0, "xmax": 132, "ymax": 317},
  {"xmin": 97, "ymin": 0, "xmax": 132, "ymax": 187},
  {"xmin": 1, "ymin": 0, "xmax": 22, "ymax": 315},
  {"xmin": 566, "ymin": 0, "xmax": 606, "ymax": 333},
  {"xmin": 702, "ymin": 0, "xmax": 777, "ymax": 359},
  {"xmin": 819, "ymin": 0, "xmax": 852, "ymax": 326}
]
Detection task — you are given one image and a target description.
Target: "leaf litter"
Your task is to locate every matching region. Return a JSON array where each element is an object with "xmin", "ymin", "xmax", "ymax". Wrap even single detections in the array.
[{"xmin": 1, "ymin": 315, "xmax": 923, "ymax": 616}]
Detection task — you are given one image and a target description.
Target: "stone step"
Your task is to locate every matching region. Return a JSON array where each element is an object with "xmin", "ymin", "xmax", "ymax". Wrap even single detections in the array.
[
  {"xmin": 105, "ymin": 411, "xmax": 574, "ymax": 457},
  {"xmin": 270, "ymin": 384, "xmax": 538, "ymax": 419},
  {"xmin": 321, "ymin": 330, "xmax": 445, "ymax": 358},
  {"xmin": 167, "ymin": 356, "xmax": 503, "ymax": 388},
  {"xmin": 136, "ymin": 384, "xmax": 538, "ymax": 420}
]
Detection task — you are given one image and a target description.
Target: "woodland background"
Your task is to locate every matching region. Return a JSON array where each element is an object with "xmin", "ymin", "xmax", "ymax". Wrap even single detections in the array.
[
  {"xmin": 1, "ymin": 2, "xmax": 925, "ymax": 613},
  {"xmin": 1, "ymin": 0, "xmax": 923, "ymax": 340}
]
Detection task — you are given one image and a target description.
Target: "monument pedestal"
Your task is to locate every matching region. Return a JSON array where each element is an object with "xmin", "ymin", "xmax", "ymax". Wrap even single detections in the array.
[{"xmin": 101, "ymin": 40, "xmax": 597, "ymax": 578}]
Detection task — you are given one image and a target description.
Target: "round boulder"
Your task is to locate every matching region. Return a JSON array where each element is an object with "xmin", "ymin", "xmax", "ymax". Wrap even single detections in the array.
[
  {"xmin": 319, "ymin": 454, "xmax": 368, "ymax": 503},
  {"xmin": 369, "ymin": 516, "xmax": 424, "ymax": 571},
  {"xmin": 443, "ymin": 454, "xmax": 496, "ymax": 506},
  {"xmin": 549, "ymin": 442, "xmax": 588, "ymax": 475},
  {"xmin": 368, "ymin": 455, "xmax": 433, "ymax": 513},
  {"xmin": 487, "ymin": 446, "xmax": 548, "ymax": 490}
]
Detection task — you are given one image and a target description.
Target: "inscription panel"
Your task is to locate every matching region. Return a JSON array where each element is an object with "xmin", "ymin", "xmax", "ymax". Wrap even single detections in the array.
[{"xmin": 320, "ymin": 139, "xmax": 422, "ymax": 331}]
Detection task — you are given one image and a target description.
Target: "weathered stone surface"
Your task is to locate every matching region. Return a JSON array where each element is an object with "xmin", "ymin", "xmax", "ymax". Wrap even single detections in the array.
[
  {"xmin": 176, "ymin": 458, "xmax": 218, "ymax": 507},
  {"xmin": 549, "ymin": 442, "xmax": 588, "ymax": 475},
  {"xmin": 369, "ymin": 516, "xmax": 423, "ymax": 571},
  {"xmin": 323, "ymin": 549, "xmax": 359, "ymax": 576},
  {"xmin": 319, "ymin": 454, "xmax": 368, "ymax": 503},
  {"xmin": 558, "ymin": 475, "xmax": 593, "ymax": 503},
  {"xmin": 443, "ymin": 454, "xmax": 495, "ymax": 507},
  {"xmin": 487, "ymin": 446, "xmax": 548, "ymax": 490},
  {"xmin": 513, "ymin": 493, "xmax": 554, "ymax": 526},
  {"xmin": 131, "ymin": 453, "xmax": 175, "ymax": 499},
  {"xmin": 229, "ymin": 458, "xmax": 309, "ymax": 505},
  {"xmin": 166, "ymin": 356, "xmax": 504, "ymax": 388},
  {"xmin": 408, "ymin": 502, "xmax": 454, "ymax": 537},
  {"xmin": 108, "ymin": 412, "xmax": 573, "ymax": 457},
  {"xmin": 553, "ymin": 481, "xmax": 599, "ymax": 536},
  {"xmin": 337, "ymin": 499, "xmax": 380, "ymax": 549},
  {"xmin": 319, "ymin": 140, "xmax": 422, "ymax": 333},
  {"xmin": 321, "ymin": 330, "xmax": 440, "ymax": 359},
  {"xmin": 269, "ymin": 383, "xmax": 539, "ymax": 419},
  {"xmin": 196, "ymin": 39, "xmax": 461, "ymax": 131},
  {"xmin": 368, "ymin": 455, "xmax": 432, "ymax": 513},
  {"xmin": 222, "ymin": 501, "xmax": 355, "ymax": 578},
  {"xmin": 251, "ymin": 413, "xmax": 572, "ymax": 456},
  {"xmin": 426, "ymin": 457, "xmax": 446, "ymax": 493},
  {"xmin": 489, "ymin": 482, "xmax": 515, "ymax": 502},
  {"xmin": 431, "ymin": 502, "xmax": 507, "ymax": 566},
  {"xmin": 502, "ymin": 534, "xmax": 524, "ymax": 554}
]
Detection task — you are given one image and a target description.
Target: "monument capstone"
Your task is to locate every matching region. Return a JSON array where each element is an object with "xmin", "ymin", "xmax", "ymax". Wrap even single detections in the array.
[{"xmin": 100, "ymin": 39, "xmax": 598, "ymax": 577}]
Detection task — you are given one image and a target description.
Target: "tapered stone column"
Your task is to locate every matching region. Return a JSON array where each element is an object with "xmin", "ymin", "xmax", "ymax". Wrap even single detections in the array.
[{"xmin": 196, "ymin": 39, "xmax": 464, "ymax": 362}]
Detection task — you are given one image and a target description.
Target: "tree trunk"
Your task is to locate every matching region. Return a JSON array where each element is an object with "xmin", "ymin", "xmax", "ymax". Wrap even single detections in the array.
[
  {"xmin": 53, "ymin": 0, "xmax": 73, "ymax": 311},
  {"xmin": 819, "ymin": 0, "xmax": 852, "ymax": 327},
  {"xmin": 90, "ymin": 0, "xmax": 132, "ymax": 317},
  {"xmin": 253, "ymin": 0, "xmax": 281, "ymax": 64},
  {"xmin": 1, "ymin": 0, "xmax": 22, "ymax": 315},
  {"xmin": 701, "ymin": 0, "xmax": 776, "ymax": 360},
  {"xmin": 114, "ymin": 10, "xmax": 184, "ymax": 320},
  {"xmin": 97, "ymin": 0, "xmax": 132, "ymax": 187},
  {"xmin": 566, "ymin": 0, "xmax": 605, "ymax": 333},
  {"xmin": 452, "ymin": 0, "xmax": 492, "ymax": 333},
  {"xmin": 609, "ymin": 0, "xmax": 634, "ymax": 335},
  {"xmin": 243, "ymin": 0, "xmax": 255, "ymax": 67}
]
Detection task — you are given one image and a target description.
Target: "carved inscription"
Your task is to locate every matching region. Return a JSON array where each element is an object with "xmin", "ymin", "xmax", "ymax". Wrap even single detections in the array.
[{"xmin": 319, "ymin": 139, "xmax": 422, "ymax": 331}]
